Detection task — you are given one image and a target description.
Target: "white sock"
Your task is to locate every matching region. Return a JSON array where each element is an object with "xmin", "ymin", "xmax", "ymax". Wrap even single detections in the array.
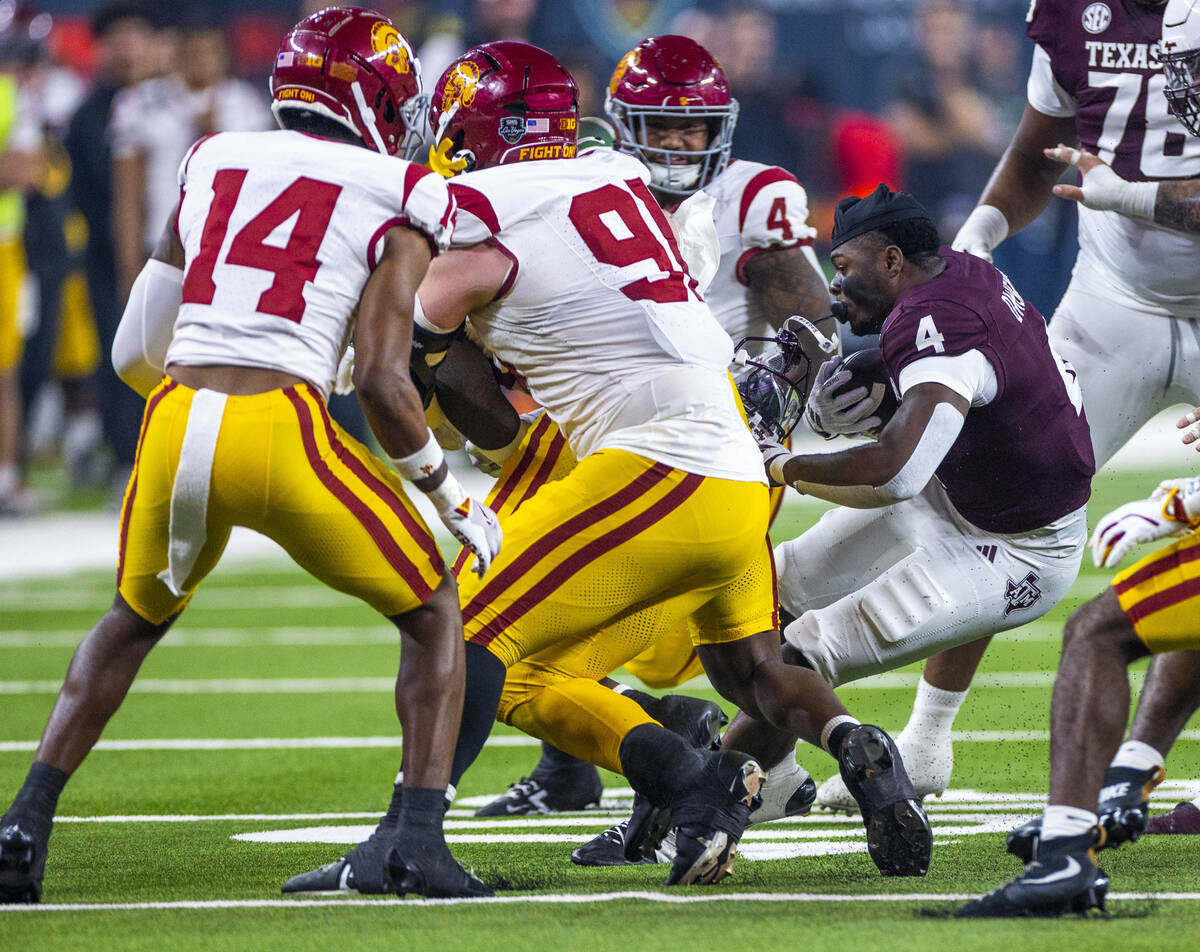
[
  {"xmin": 1110, "ymin": 740, "xmax": 1164, "ymax": 773},
  {"xmin": 1041, "ymin": 804, "xmax": 1098, "ymax": 840},
  {"xmin": 611, "ymin": 682, "xmax": 633, "ymax": 695},
  {"xmin": 820, "ymin": 715, "xmax": 860, "ymax": 755},
  {"xmin": 899, "ymin": 676, "xmax": 968, "ymax": 741}
]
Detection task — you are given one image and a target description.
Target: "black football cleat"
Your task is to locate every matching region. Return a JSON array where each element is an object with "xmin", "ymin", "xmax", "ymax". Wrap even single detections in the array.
[
  {"xmin": 383, "ymin": 840, "xmax": 494, "ymax": 899},
  {"xmin": 0, "ymin": 821, "xmax": 47, "ymax": 904},
  {"xmin": 638, "ymin": 694, "xmax": 728, "ymax": 750},
  {"xmin": 1006, "ymin": 764, "xmax": 1166, "ymax": 863},
  {"xmin": 282, "ymin": 817, "xmax": 397, "ymax": 894},
  {"xmin": 957, "ymin": 829, "xmax": 1109, "ymax": 918},
  {"xmin": 836, "ymin": 724, "xmax": 932, "ymax": 877},
  {"xmin": 665, "ymin": 749, "xmax": 764, "ymax": 886},
  {"xmin": 474, "ymin": 765, "xmax": 604, "ymax": 817},
  {"xmin": 571, "ymin": 819, "xmax": 674, "ymax": 867},
  {"xmin": 622, "ymin": 792, "xmax": 675, "ymax": 863}
]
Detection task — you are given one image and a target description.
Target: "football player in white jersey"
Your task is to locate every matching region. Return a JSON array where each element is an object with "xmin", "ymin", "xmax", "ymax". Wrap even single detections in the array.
[
  {"xmin": 0, "ymin": 8, "xmax": 501, "ymax": 905},
  {"xmin": 817, "ymin": 0, "xmax": 1200, "ymax": 814},
  {"xmin": 291, "ymin": 41, "xmax": 931, "ymax": 890},
  {"xmin": 473, "ymin": 35, "xmax": 836, "ymax": 835}
]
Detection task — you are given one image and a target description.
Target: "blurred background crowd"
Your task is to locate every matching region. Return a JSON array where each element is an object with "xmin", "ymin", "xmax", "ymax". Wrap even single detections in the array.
[{"xmin": 0, "ymin": 0, "xmax": 1078, "ymax": 516}]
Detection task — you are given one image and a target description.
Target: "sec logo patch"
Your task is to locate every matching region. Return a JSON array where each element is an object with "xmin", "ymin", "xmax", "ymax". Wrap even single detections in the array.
[{"xmin": 1082, "ymin": 2, "xmax": 1111, "ymax": 34}]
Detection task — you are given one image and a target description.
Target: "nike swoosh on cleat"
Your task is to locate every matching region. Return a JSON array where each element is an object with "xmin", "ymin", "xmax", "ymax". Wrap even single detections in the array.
[{"xmin": 1022, "ymin": 856, "xmax": 1080, "ymax": 886}]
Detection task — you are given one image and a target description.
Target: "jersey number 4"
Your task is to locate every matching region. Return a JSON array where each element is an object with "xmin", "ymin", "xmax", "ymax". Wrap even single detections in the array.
[{"xmin": 182, "ymin": 170, "xmax": 343, "ymax": 323}]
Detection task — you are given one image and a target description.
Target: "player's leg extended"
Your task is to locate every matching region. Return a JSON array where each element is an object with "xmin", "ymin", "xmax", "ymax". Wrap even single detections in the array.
[
  {"xmin": 0, "ymin": 380, "xmax": 239, "ymax": 904},
  {"xmin": 1134, "ymin": 651, "xmax": 1200, "ymax": 833},
  {"xmin": 269, "ymin": 386, "xmax": 486, "ymax": 897}
]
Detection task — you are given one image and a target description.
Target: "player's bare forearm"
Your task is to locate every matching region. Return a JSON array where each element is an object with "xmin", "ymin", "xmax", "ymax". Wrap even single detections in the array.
[
  {"xmin": 434, "ymin": 336, "xmax": 520, "ymax": 450},
  {"xmin": 354, "ymin": 227, "xmax": 437, "ymax": 464},
  {"xmin": 1154, "ymin": 179, "xmax": 1200, "ymax": 233},
  {"xmin": 112, "ymin": 152, "xmax": 148, "ymax": 301},
  {"xmin": 744, "ymin": 244, "xmax": 833, "ymax": 332},
  {"xmin": 977, "ymin": 106, "xmax": 1076, "ymax": 234}
]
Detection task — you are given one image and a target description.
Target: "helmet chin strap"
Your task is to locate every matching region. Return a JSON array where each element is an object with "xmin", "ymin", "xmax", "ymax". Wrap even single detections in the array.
[{"xmin": 351, "ymin": 80, "xmax": 389, "ymax": 154}]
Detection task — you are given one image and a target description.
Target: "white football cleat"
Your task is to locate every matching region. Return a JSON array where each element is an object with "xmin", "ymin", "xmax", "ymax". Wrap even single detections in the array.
[
  {"xmin": 748, "ymin": 759, "xmax": 816, "ymax": 825},
  {"xmin": 816, "ymin": 727, "xmax": 952, "ymax": 813}
]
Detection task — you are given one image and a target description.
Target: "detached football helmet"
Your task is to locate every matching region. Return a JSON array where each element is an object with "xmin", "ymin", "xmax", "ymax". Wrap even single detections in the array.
[
  {"xmin": 733, "ymin": 316, "xmax": 839, "ymax": 441},
  {"xmin": 1163, "ymin": 0, "xmax": 1200, "ymax": 136},
  {"xmin": 605, "ymin": 35, "xmax": 738, "ymax": 197},
  {"xmin": 427, "ymin": 41, "xmax": 578, "ymax": 176},
  {"xmin": 270, "ymin": 6, "xmax": 425, "ymax": 158}
]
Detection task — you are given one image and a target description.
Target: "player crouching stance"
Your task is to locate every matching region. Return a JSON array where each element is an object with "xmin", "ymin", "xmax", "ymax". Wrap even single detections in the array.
[
  {"xmin": 0, "ymin": 8, "xmax": 500, "ymax": 904},
  {"xmin": 290, "ymin": 41, "xmax": 930, "ymax": 889}
]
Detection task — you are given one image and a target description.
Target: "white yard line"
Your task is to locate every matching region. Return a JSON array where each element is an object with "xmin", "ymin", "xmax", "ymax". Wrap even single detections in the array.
[
  {"xmin": 0, "ymin": 628, "xmax": 399, "ymax": 648},
  {"xmin": 2, "ymin": 891, "xmax": 1198, "ymax": 912}
]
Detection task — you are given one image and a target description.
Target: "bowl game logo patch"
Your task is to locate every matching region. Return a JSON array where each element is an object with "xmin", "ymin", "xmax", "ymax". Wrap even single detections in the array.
[{"xmin": 499, "ymin": 116, "xmax": 525, "ymax": 144}]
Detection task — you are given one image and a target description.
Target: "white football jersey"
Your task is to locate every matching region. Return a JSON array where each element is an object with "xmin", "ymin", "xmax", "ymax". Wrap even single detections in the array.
[
  {"xmin": 167, "ymin": 130, "xmax": 453, "ymax": 398},
  {"xmin": 702, "ymin": 158, "xmax": 822, "ymax": 345},
  {"xmin": 450, "ymin": 149, "xmax": 764, "ymax": 484}
]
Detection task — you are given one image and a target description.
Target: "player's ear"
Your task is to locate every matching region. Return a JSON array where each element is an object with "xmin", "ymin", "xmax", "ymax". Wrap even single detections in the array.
[{"xmin": 882, "ymin": 244, "xmax": 905, "ymax": 278}]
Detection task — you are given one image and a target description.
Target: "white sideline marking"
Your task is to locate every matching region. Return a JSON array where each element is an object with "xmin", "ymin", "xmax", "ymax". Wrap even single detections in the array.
[
  {"xmin": 0, "ymin": 671, "xmax": 1148, "ymax": 695},
  {"xmin": 0, "ymin": 627, "xmax": 398, "ymax": 648},
  {"xmin": 3, "ymin": 891, "xmax": 1199, "ymax": 912},
  {"xmin": 5, "ymin": 587, "xmax": 356, "ymax": 611}
]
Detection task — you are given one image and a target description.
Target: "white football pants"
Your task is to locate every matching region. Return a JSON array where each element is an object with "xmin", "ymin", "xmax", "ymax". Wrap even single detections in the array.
[{"xmin": 776, "ymin": 479, "xmax": 1085, "ymax": 687}]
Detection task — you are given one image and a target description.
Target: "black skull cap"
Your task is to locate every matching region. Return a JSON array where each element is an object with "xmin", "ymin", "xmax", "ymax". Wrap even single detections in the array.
[{"xmin": 831, "ymin": 183, "xmax": 932, "ymax": 251}]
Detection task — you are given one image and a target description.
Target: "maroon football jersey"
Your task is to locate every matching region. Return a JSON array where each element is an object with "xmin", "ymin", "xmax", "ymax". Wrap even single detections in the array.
[
  {"xmin": 880, "ymin": 249, "xmax": 1095, "ymax": 533},
  {"xmin": 1027, "ymin": 0, "xmax": 1200, "ymax": 181}
]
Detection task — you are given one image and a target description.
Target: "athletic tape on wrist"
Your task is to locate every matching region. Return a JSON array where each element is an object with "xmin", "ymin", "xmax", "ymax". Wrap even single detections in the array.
[{"xmin": 389, "ymin": 428, "xmax": 445, "ymax": 483}]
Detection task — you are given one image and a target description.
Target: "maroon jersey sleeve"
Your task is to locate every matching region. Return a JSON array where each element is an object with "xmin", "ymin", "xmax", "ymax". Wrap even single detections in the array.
[{"xmin": 880, "ymin": 302, "xmax": 989, "ymax": 388}]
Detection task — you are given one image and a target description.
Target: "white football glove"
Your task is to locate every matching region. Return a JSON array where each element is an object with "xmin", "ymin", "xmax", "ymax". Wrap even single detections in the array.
[
  {"xmin": 437, "ymin": 494, "xmax": 503, "ymax": 578},
  {"xmin": 950, "ymin": 205, "xmax": 1008, "ymax": 263},
  {"xmin": 1043, "ymin": 144, "xmax": 1158, "ymax": 219},
  {"xmin": 759, "ymin": 437, "xmax": 793, "ymax": 487},
  {"xmin": 1089, "ymin": 494, "xmax": 1191, "ymax": 569},
  {"xmin": 804, "ymin": 356, "xmax": 881, "ymax": 438}
]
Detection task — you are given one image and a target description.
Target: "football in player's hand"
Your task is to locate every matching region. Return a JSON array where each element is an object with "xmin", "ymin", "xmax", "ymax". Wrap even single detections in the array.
[{"xmin": 837, "ymin": 348, "xmax": 899, "ymax": 436}]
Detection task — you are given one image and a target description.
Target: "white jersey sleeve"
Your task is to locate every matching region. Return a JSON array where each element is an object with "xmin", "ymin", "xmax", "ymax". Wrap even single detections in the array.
[
  {"xmin": 702, "ymin": 159, "xmax": 821, "ymax": 345},
  {"xmin": 1026, "ymin": 44, "xmax": 1076, "ymax": 119},
  {"xmin": 166, "ymin": 130, "xmax": 453, "ymax": 397}
]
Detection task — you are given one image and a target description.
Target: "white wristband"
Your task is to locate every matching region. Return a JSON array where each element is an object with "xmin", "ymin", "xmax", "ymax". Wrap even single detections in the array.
[
  {"xmin": 389, "ymin": 428, "xmax": 445, "ymax": 483},
  {"xmin": 426, "ymin": 469, "xmax": 467, "ymax": 514},
  {"xmin": 954, "ymin": 204, "xmax": 1008, "ymax": 254},
  {"xmin": 1115, "ymin": 179, "xmax": 1159, "ymax": 220}
]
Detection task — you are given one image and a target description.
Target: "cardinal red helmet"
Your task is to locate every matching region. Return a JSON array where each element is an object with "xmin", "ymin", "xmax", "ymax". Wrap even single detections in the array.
[
  {"xmin": 605, "ymin": 35, "xmax": 738, "ymax": 196},
  {"xmin": 269, "ymin": 6, "xmax": 424, "ymax": 157},
  {"xmin": 426, "ymin": 41, "xmax": 578, "ymax": 176}
]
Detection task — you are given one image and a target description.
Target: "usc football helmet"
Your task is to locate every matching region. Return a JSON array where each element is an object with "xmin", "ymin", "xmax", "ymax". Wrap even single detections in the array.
[
  {"xmin": 1164, "ymin": 0, "xmax": 1200, "ymax": 136},
  {"xmin": 605, "ymin": 34, "xmax": 739, "ymax": 197},
  {"xmin": 426, "ymin": 41, "xmax": 578, "ymax": 176},
  {"xmin": 269, "ymin": 6, "xmax": 425, "ymax": 158},
  {"xmin": 733, "ymin": 315, "xmax": 839, "ymax": 441}
]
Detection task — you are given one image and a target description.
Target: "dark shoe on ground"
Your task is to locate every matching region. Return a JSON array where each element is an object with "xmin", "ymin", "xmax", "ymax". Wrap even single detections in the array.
[
  {"xmin": 639, "ymin": 694, "xmax": 728, "ymax": 750},
  {"xmin": 282, "ymin": 816, "xmax": 398, "ymax": 894},
  {"xmin": 622, "ymin": 791, "xmax": 675, "ymax": 863},
  {"xmin": 1007, "ymin": 764, "xmax": 1166, "ymax": 862},
  {"xmin": 665, "ymin": 749, "xmax": 764, "ymax": 885},
  {"xmin": 0, "ymin": 820, "xmax": 47, "ymax": 903},
  {"xmin": 384, "ymin": 839, "xmax": 493, "ymax": 899},
  {"xmin": 474, "ymin": 763, "xmax": 604, "ymax": 818},
  {"xmin": 957, "ymin": 829, "xmax": 1108, "ymax": 918},
  {"xmin": 836, "ymin": 724, "xmax": 932, "ymax": 877},
  {"xmin": 1146, "ymin": 800, "xmax": 1200, "ymax": 835},
  {"xmin": 571, "ymin": 818, "xmax": 675, "ymax": 866}
]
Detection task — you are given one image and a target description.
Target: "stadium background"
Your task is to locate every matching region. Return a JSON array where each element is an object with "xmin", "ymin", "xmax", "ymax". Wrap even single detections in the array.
[{"xmin": 3, "ymin": 1, "xmax": 1200, "ymax": 945}]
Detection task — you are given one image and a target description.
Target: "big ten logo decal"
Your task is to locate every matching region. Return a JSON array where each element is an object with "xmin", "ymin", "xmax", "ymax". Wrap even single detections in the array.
[{"xmin": 369, "ymin": 21, "xmax": 411, "ymax": 75}]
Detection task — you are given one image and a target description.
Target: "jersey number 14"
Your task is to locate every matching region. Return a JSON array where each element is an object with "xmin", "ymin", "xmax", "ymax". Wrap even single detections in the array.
[{"xmin": 182, "ymin": 170, "xmax": 343, "ymax": 323}]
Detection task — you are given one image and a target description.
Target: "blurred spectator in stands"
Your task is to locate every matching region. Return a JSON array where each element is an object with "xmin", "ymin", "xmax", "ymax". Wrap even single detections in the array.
[
  {"xmin": 418, "ymin": 0, "xmax": 540, "ymax": 92},
  {"xmin": 110, "ymin": 19, "xmax": 270, "ymax": 303},
  {"xmin": 705, "ymin": 3, "xmax": 832, "ymax": 191},
  {"xmin": 886, "ymin": 0, "xmax": 1006, "ymax": 238},
  {"xmin": 63, "ymin": 3, "xmax": 158, "ymax": 502},
  {"xmin": 15, "ymin": 6, "xmax": 106, "ymax": 493},
  {"xmin": 0, "ymin": 1, "xmax": 44, "ymax": 515}
]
